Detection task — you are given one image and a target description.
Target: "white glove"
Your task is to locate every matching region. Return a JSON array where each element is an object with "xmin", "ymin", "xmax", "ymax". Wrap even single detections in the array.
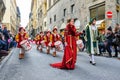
[{"xmin": 48, "ymin": 42, "xmax": 52, "ymax": 46}]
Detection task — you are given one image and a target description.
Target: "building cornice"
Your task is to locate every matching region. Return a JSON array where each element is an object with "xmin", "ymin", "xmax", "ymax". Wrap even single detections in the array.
[{"xmin": 47, "ymin": 0, "xmax": 60, "ymax": 12}]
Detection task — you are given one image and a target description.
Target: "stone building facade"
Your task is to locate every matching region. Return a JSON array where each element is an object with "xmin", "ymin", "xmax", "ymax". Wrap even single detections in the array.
[
  {"xmin": 47, "ymin": 0, "xmax": 120, "ymax": 31},
  {"xmin": 2, "ymin": 0, "xmax": 18, "ymax": 34},
  {"xmin": 0, "ymin": 0, "xmax": 6, "ymax": 22}
]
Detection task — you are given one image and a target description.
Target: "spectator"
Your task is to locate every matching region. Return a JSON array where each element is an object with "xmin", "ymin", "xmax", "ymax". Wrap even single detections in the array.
[
  {"xmin": 105, "ymin": 26, "xmax": 114, "ymax": 58},
  {"xmin": 80, "ymin": 30, "xmax": 86, "ymax": 51},
  {"xmin": 98, "ymin": 31, "xmax": 106, "ymax": 56},
  {"xmin": 113, "ymin": 23, "xmax": 120, "ymax": 57},
  {"xmin": 0, "ymin": 33, "xmax": 8, "ymax": 59},
  {"xmin": 2, "ymin": 26, "xmax": 10, "ymax": 51}
]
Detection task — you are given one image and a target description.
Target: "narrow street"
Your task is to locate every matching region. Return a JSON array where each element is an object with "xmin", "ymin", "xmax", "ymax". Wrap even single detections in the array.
[{"xmin": 0, "ymin": 44, "xmax": 120, "ymax": 80}]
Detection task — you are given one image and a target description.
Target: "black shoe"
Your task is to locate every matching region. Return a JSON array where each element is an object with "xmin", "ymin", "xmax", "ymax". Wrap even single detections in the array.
[
  {"xmin": 90, "ymin": 61, "xmax": 92, "ymax": 64},
  {"xmin": 106, "ymin": 56, "xmax": 112, "ymax": 58},
  {"xmin": 113, "ymin": 56, "xmax": 118, "ymax": 58}
]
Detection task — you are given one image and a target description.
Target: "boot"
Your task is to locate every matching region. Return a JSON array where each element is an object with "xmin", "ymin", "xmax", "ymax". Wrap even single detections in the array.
[
  {"xmin": 47, "ymin": 49, "xmax": 50, "ymax": 54},
  {"xmin": 37, "ymin": 46, "xmax": 39, "ymax": 50},
  {"xmin": 39, "ymin": 48, "xmax": 42, "ymax": 52},
  {"xmin": 21, "ymin": 53, "xmax": 24, "ymax": 59},
  {"xmin": 19, "ymin": 54, "xmax": 22, "ymax": 59},
  {"xmin": 53, "ymin": 52, "xmax": 56, "ymax": 57}
]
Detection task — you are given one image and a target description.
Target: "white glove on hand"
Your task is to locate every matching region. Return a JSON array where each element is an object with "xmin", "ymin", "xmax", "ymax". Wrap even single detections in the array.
[{"xmin": 48, "ymin": 42, "xmax": 52, "ymax": 46}]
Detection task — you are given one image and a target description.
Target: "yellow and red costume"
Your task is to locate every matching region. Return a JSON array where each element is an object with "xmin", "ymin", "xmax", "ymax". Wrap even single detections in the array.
[
  {"xmin": 44, "ymin": 31, "xmax": 52, "ymax": 54},
  {"xmin": 51, "ymin": 27, "xmax": 61, "ymax": 57},
  {"xmin": 35, "ymin": 34, "xmax": 40, "ymax": 45},
  {"xmin": 39, "ymin": 32, "xmax": 45, "ymax": 45},
  {"xmin": 38, "ymin": 32, "xmax": 45, "ymax": 52},
  {"xmin": 15, "ymin": 27, "xmax": 29, "ymax": 59},
  {"xmin": 16, "ymin": 32, "xmax": 29, "ymax": 48},
  {"xmin": 51, "ymin": 33, "xmax": 61, "ymax": 47}
]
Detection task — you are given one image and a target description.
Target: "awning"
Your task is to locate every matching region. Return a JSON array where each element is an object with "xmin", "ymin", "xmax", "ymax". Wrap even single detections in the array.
[{"xmin": 96, "ymin": 20, "xmax": 105, "ymax": 29}]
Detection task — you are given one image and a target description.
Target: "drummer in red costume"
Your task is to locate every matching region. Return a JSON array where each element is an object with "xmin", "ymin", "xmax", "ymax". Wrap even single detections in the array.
[
  {"xmin": 15, "ymin": 27, "xmax": 29, "ymax": 59},
  {"xmin": 39, "ymin": 32, "xmax": 45, "ymax": 52},
  {"xmin": 51, "ymin": 26, "xmax": 61, "ymax": 57},
  {"xmin": 50, "ymin": 19, "xmax": 81, "ymax": 69},
  {"xmin": 44, "ymin": 30, "xmax": 52, "ymax": 54},
  {"xmin": 35, "ymin": 33, "xmax": 40, "ymax": 50}
]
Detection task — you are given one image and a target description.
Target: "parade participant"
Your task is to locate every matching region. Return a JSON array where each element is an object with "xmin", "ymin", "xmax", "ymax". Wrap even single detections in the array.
[
  {"xmin": 50, "ymin": 19, "xmax": 81, "ymax": 69},
  {"xmin": 44, "ymin": 30, "xmax": 52, "ymax": 54},
  {"xmin": 34, "ymin": 33, "xmax": 40, "ymax": 50},
  {"xmin": 15, "ymin": 27, "xmax": 29, "ymax": 59},
  {"xmin": 51, "ymin": 26, "xmax": 61, "ymax": 57},
  {"xmin": 85, "ymin": 18, "xmax": 99, "ymax": 65},
  {"xmin": 39, "ymin": 32, "xmax": 45, "ymax": 52}
]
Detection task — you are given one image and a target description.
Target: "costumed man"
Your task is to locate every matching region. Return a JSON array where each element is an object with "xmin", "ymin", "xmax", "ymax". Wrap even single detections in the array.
[
  {"xmin": 35, "ymin": 33, "xmax": 40, "ymax": 50},
  {"xmin": 85, "ymin": 18, "xmax": 99, "ymax": 65},
  {"xmin": 39, "ymin": 32, "xmax": 45, "ymax": 52},
  {"xmin": 44, "ymin": 30, "xmax": 52, "ymax": 54},
  {"xmin": 51, "ymin": 26, "xmax": 61, "ymax": 57},
  {"xmin": 15, "ymin": 27, "xmax": 29, "ymax": 59}
]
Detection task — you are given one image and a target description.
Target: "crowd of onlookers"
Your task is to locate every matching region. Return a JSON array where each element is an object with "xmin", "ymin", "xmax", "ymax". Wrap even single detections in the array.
[
  {"xmin": 0, "ymin": 25, "xmax": 16, "ymax": 60},
  {"xmin": 80, "ymin": 23, "xmax": 120, "ymax": 58},
  {"xmin": 96, "ymin": 23, "xmax": 120, "ymax": 58}
]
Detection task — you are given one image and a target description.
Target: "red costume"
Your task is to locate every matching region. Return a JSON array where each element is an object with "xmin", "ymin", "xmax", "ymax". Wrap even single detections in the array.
[
  {"xmin": 38, "ymin": 32, "xmax": 45, "ymax": 52},
  {"xmin": 15, "ymin": 27, "xmax": 29, "ymax": 59},
  {"xmin": 39, "ymin": 35, "xmax": 45, "ymax": 45},
  {"xmin": 44, "ymin": 31, "xmax": 52, "ymax": 54},
  {"xmin": 35, "ymin": 34, "xmax": 40, "ymax": 45},
  {"xmin": 50, "ymin": 23, "xmax": 80, "ymax": 69},
  {"xmin": 51, "ymin": 33, "xmax": 61, "ymax": 47},
  {"xmin": 16, "ymin": 33, "xmax": 28, "ymax": 48}
]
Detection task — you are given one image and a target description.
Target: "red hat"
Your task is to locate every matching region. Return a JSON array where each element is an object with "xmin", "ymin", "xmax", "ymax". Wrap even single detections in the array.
[
  {"xmin": 19, "ymin": 27, "xmax": 25, "ymax": 32},
  {"xmin": 53, "ymin": 26, "xmax": 58, "ymax": 32},
  {"xmin": 47, "ymin": 29, "xmax": 51, "ymax": 33},
  {"xmin": 40, "ymin": 32, "xmax": 43, "ymax": 34}
]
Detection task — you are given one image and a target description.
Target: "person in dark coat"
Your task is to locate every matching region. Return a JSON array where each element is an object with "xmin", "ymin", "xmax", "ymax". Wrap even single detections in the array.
[
  {"xmin": 2, "ymin": 27, "xmax": 10, "ymax": 51},
  {"xmin": 0, "ymin": 33, "xmax": 8, "ymax": 59},
  {"xmin": 113, "ymin": 23, "xmax": 120, "ymax": 57},
  {"xmin": 105, "ymin": 26, "xmax": 114, "ymax": 57}
]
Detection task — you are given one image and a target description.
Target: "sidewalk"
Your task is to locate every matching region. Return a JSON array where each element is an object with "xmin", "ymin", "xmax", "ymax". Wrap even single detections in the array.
[{"xmin": 0, "ymin": 49, "xmax": 14, "ymax": 71}]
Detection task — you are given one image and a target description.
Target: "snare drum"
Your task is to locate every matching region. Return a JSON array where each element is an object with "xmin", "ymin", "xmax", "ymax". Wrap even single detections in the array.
[
  {"xmin": 76, "ymin": 40, "xmax": 84, "ymax": 50},
  {"xmin": 54, "ymin": 41, "xmax": 63, "ymax": 51},
  {"xmin": 20, "ymin": 40, "xmax": 32, "ymax": 51},
  {"xmin": 41, "ymin": 40, "xmax": 45, "ymax": 47}
]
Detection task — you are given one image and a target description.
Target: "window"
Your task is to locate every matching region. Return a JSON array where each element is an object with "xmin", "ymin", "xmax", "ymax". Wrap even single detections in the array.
[
  {"xmin": 116, "ymin": 0, "xmax": 119, "ymax": 4},
  {"xmin": 50, "ymin": 18, "xmax": 52, "ymax": 24},
  {"xmin": 53, "ymin": 0, "xmax": 57, "ymax": 4},
  {"xmin": 44, "ymin": 22, "xmax": 46, "ymax": 27},
  {"xmin": 90, "ymin": 5, "xmax": 105, "ymax": 20},
  {"xmin": 63, "ymin": 8, "xmax": 66, "ymax": 17},
  {"xmin": 54, "ymin": 15, "xmax": 56, "ymax": 22},
  {"xmin": 71, "ymin": 4, "xmax": 75, "ymax": 14},
  {"xmin": 49, "ymin": 0, "xmax": 51, "ymax": 7},
  {"xmin": 93, "ymin": 0, "xmax": 97, "ymax": 2}
]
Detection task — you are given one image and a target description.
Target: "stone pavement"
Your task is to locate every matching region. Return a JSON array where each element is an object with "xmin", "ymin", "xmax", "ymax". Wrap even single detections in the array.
[{"xmin": 0, "ymin": 44, "xmax": 120, "ymax": 80}]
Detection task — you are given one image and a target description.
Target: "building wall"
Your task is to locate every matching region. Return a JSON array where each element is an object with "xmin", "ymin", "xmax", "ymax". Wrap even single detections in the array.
[
  {"xmin": 2, "ymin": 0, "xmax": 17, "ymax": 34},
  {"xmin": 0, "ymin": 0, "xmax": 6, "ymax": 21},
  {"xmin": 46, "ymin": 0, "xmax": 120, "ymax": 31}
]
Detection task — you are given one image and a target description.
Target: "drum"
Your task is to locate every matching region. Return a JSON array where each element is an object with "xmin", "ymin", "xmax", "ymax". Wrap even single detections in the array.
[
  {"xmin": 41, "ymin": 40, "xmax": 45, "ymax": 47},
  {"xmin": 54, "ymin": 41, "xmax": 63, "ymax": 51},
  {"xmin": 20, "ymin": 40, "xmax": 32, "ymax": 51},
  {"xmin": 76, "ymin": 40, "xmax": 84, "ymax": 50}
]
